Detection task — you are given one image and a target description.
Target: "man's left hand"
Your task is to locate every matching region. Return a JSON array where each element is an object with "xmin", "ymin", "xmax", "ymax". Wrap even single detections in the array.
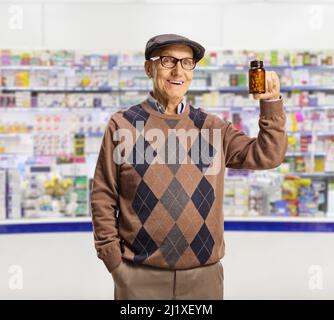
[{"xmin": 252, "ymin": 70, "xmax": 281, "ymax": 101}]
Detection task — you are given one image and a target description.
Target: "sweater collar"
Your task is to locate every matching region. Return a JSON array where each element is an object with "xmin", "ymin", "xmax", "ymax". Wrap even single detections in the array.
[{"xmin": 147, "ymin": 91, "xmax": 186, "ymax": 115}]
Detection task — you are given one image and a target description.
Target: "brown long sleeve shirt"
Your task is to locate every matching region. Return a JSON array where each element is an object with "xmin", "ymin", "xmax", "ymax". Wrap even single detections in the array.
[{"xmin": 91, "ymin": 97, "xmax": 287, "ymax": 273}]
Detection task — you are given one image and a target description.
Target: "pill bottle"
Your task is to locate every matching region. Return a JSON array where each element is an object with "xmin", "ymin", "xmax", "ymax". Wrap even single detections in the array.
[{"xmin": 249, "ymin": 60, "xmax": 265, "ymax": 94}]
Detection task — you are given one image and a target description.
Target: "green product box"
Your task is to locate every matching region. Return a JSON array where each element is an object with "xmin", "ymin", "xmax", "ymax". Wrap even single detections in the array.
[
  {"xmin": 237, "ymin": 74, "xmax": 247, "ymax": 86},
  {"xmin": 270, "ymin": 50, "xmax": 278, "ymax": 66},
  {"xmin": 74, "ymin": 176, "xmax": 88, "ymax": 216}
]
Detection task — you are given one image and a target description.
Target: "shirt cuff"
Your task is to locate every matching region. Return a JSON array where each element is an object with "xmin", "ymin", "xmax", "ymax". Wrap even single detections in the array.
[
  {"xmin": 260, "ymin": 97, "xmax": 284, "ymax": 117},
  {"xmin": 262, "ymin": 95, "xmax": 282, "ymax": 102}
]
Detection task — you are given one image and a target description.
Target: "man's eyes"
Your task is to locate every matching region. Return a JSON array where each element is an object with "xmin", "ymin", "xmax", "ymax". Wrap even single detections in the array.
[
  {"xmin": 163, "ymin": 57, "xmax": 176, "ymax": 62},
  {"xmin": 183, "ymin": 59, "xmax": 193, "ymax": 65}
]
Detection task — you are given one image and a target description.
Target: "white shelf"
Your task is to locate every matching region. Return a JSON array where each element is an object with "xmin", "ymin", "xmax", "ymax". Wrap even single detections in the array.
[
  {"xmin": 281, "ymin": 171, "xmax": 334, "ymax": 177},
  {"xmin": 1, "ymin": 215, "xmax": 334, "ymax": 225},
  {"xmin": 0, "ymin": 132, "xmax": 33, "ymax": 137},
  {"xmin": 0, "ymin": 107, "xmax": 118, "ymax": 112},
  {"xmin": 0, "ymin": 65, "xmax": 68, "ymax": 71},
  {"xmin": 3, "ymin": 85, "xmax": 334, "ymax": 93},
  {"xmin": 287, "ymin": 131, "xmax": 334, "ymax": 136},
  {"xmin": 0, "ymin": 216, "xmax": 91, "ymax": 225},
  {"xmin": 0, "ymin": 105, "xmax": 334, "ymax": 113},
  {"xmin": 224, "ymin": 216, "xmax": 333, "ymax": 223},
  {"xmin": 285, "ymin": 152, "xmax": 327, "ymax": 156},
  {"xmin": 2, "ymin": 64, "xmax": 334, "ymax": 72}
]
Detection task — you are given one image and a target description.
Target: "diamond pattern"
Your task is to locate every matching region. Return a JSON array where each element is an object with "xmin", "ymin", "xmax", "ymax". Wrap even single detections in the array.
[
  {"xmin": 165, "ymin": 119, "xmax": 179, "ymax": 128},
  {"xmin": 161, "ymin": 178, "xmax": 189, "ymax": 220},
  {"xmin": 158, "ymin": 132, "xmax": 186, "ymax": 174},
  {"xmin": 188, "ymin": 133, "xmax": 216, "ymax": 172},
  {"xmin": 133, "ymin": 227, "xmax": 158, "ymax": 263},
  {"xmin": 188, "ymin": 106, "xmax": 207, "ymax": 129},
  {"xmin": 118, "ymin": 102, "xmax": 221, "ymax": 268},
  {"xmin": 191, "ymin": 177, "xmax": 215, "ymax": 220},
  {"xmin": 128, "ymin": 135, "xmax": 157, "ymax": 177},
  {"xmin": 190, "ymin": 223, "xmax": 214, "ymax": 264},
  {"xmin": 143, "ymin": 164, "xmax": 174, "ymax": 199},
  {"xmin": 123, "ymin": 104, "xmax": 150, "ymax": 127},
  {"xmin": 132, "ymin": 180, "xmax": 158, "ymax": 224},
  {"xmin": 160, "ymin": 224, "xmax": 189, "ymax": 267}
]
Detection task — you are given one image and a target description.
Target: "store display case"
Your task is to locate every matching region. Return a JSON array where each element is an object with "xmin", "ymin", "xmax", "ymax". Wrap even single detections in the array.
[{"xmin": 1, "ymin": 48, "xmax": 334, "ymax": 232}]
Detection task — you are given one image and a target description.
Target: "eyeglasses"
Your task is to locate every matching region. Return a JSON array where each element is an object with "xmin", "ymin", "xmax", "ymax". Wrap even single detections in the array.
[{"xmin": 150, "ymin": 56, "xmax": 197, "ymax": 70}]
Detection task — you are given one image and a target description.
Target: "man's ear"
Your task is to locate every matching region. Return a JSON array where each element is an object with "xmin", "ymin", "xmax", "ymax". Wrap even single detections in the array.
[{"xmin": 144, "ymin": 60, "xmax": 152, "ymax": 78}]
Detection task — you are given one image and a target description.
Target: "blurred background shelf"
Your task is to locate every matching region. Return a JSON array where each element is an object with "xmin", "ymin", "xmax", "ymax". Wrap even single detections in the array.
[{"xmin": 2, "ymin": 215, "xmax": 334, "ymax": 234}]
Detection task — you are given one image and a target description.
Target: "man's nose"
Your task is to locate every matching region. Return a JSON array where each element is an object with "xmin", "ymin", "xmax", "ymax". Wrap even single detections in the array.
[{"xmin": 171, "ymin": 61, "xmax": 183, "ymax": 75}]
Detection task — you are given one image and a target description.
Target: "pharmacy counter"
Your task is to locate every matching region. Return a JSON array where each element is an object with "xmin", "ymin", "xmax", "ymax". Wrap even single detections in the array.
[
  {"xmin": 1, "ymin": 216, "xmax": 334, "ymax": 234},
  {"xmin": 1, "ymin": 215, "xmax": 334, "ymax": 300}
]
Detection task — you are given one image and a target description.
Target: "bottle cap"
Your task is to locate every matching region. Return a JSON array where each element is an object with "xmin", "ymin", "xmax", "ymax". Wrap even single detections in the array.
[{"xmin": 250, "ymin": 60, "xmax": 263, "ymax": 68}]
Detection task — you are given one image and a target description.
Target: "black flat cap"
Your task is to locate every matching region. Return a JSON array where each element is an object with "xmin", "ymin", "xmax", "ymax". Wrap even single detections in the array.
[{"xmin": 145, "ymin": 34, "xmax": 205, "ymax": 61}]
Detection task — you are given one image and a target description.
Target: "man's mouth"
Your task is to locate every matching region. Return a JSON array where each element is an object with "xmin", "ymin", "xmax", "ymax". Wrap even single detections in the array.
[{"xmin": 167, "ymin": 80, "xmax": 184, "ymax": 85}]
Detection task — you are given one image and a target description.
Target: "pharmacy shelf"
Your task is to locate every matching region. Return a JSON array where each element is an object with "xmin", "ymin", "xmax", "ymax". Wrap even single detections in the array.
[
  {"xmin": 0, "ymin": 133, "xmax": 33, "ymax": 137},
  {"xmin": 1, "ymin": 60, "xmax": 334, "ymax": 224},
  {"xmin": 0, "ymin": 65, "xmax": 69, "ymax": 71},
  {"xmin": 3, "ymin": 85, "xmax": 334, "ymax": 93},
  {"xmin": 3, "ymin": 64, "xmax": 334, "ymax": 72},
  {"xmin": 208, "ymin": 105, "xmax": 334, "ymax": 111},
  {"xmin": 282, "ymin": 172, "xmax": 334, "ymax": 177},
  {"xmin": 0, "ymin": 107, "xmax": 120, "ymax": 112},
  {"xmin": 119, "ymin": 64, "xmax": 334, "ymax": 71},
  {"xmin": 118, "ymin": 64, "xmax": 334, "ymax": 71},
  {"xmin": 0, "ymin": 86, "xmax": 213, "ymax": 92},
  {"xmin": 286, "ymin": 105, "xmax": 334, "ymax": 110},
  {"xmin": 287, "ymin": 131, "xmax": 334, "ymax": 136},
  {"xmin": 202, "ymin": 65, "xmax": 334, "ymax": 71},
  {"xmin": 0, "ymin": 217, "xmax": 92, "ymax": 234},
  {"xmin": 285, "ymin": 152, "xmax": 327, "ymax": 156},
  {"xmin": 0, "ymin": 217, "xmax": 91, "ymax": 224},
  {"xmin": 225, "ymin": 216, "xmax": 330, "ymax": 222},
  {"xmin": 0, "ymin": 86, "xmax": 115, "ymax": 92},
  {"xmin": 1, "ymin": 215, "xmax": 334, "ymax": 234},
  {"xmin": 317, "ymin": 132, "xmax": 334, "ymax": 136},
  {"xmin": 281, "ymin": 85, "xmax": 334, "ymax": 91},
  {"xmin": 224, "ymin": 216, "xmax": 334, "ymax": 233},
  {"xmin": 1, "ymin": 105, "xmax": 334, "ymax": 113}
]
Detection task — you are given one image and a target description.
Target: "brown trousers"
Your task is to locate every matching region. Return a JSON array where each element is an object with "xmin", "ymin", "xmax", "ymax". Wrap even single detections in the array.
[{"xmin": 111, "ymin": 259, "xmax": 224, "ymax": 300}]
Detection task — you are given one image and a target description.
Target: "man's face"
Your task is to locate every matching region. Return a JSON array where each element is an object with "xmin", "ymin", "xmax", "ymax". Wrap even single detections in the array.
[{"xmin": 145, "ymin": 44, "xmax": 194, "ymax": 102}]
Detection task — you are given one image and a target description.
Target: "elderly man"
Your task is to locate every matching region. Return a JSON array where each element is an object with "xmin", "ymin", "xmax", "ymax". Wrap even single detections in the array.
[{"xmin": 91, "ymin": 34, "xmax": 287, "ymax": 300}]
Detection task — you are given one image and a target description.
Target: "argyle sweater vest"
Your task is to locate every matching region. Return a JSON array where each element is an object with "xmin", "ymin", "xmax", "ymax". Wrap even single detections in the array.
[{"xmin": 91, "ymin": 98, "xmax": 287, "ymax": 272}]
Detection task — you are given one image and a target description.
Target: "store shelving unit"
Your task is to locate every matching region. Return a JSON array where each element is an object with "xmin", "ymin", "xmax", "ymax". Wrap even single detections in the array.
[
  {"xmin": 1, "ymin": 215, "xmax": 334, "ymax": 234},
  {"xmin": 1, "ymin": 49, "xmax": 334, "ymax": 228}
]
